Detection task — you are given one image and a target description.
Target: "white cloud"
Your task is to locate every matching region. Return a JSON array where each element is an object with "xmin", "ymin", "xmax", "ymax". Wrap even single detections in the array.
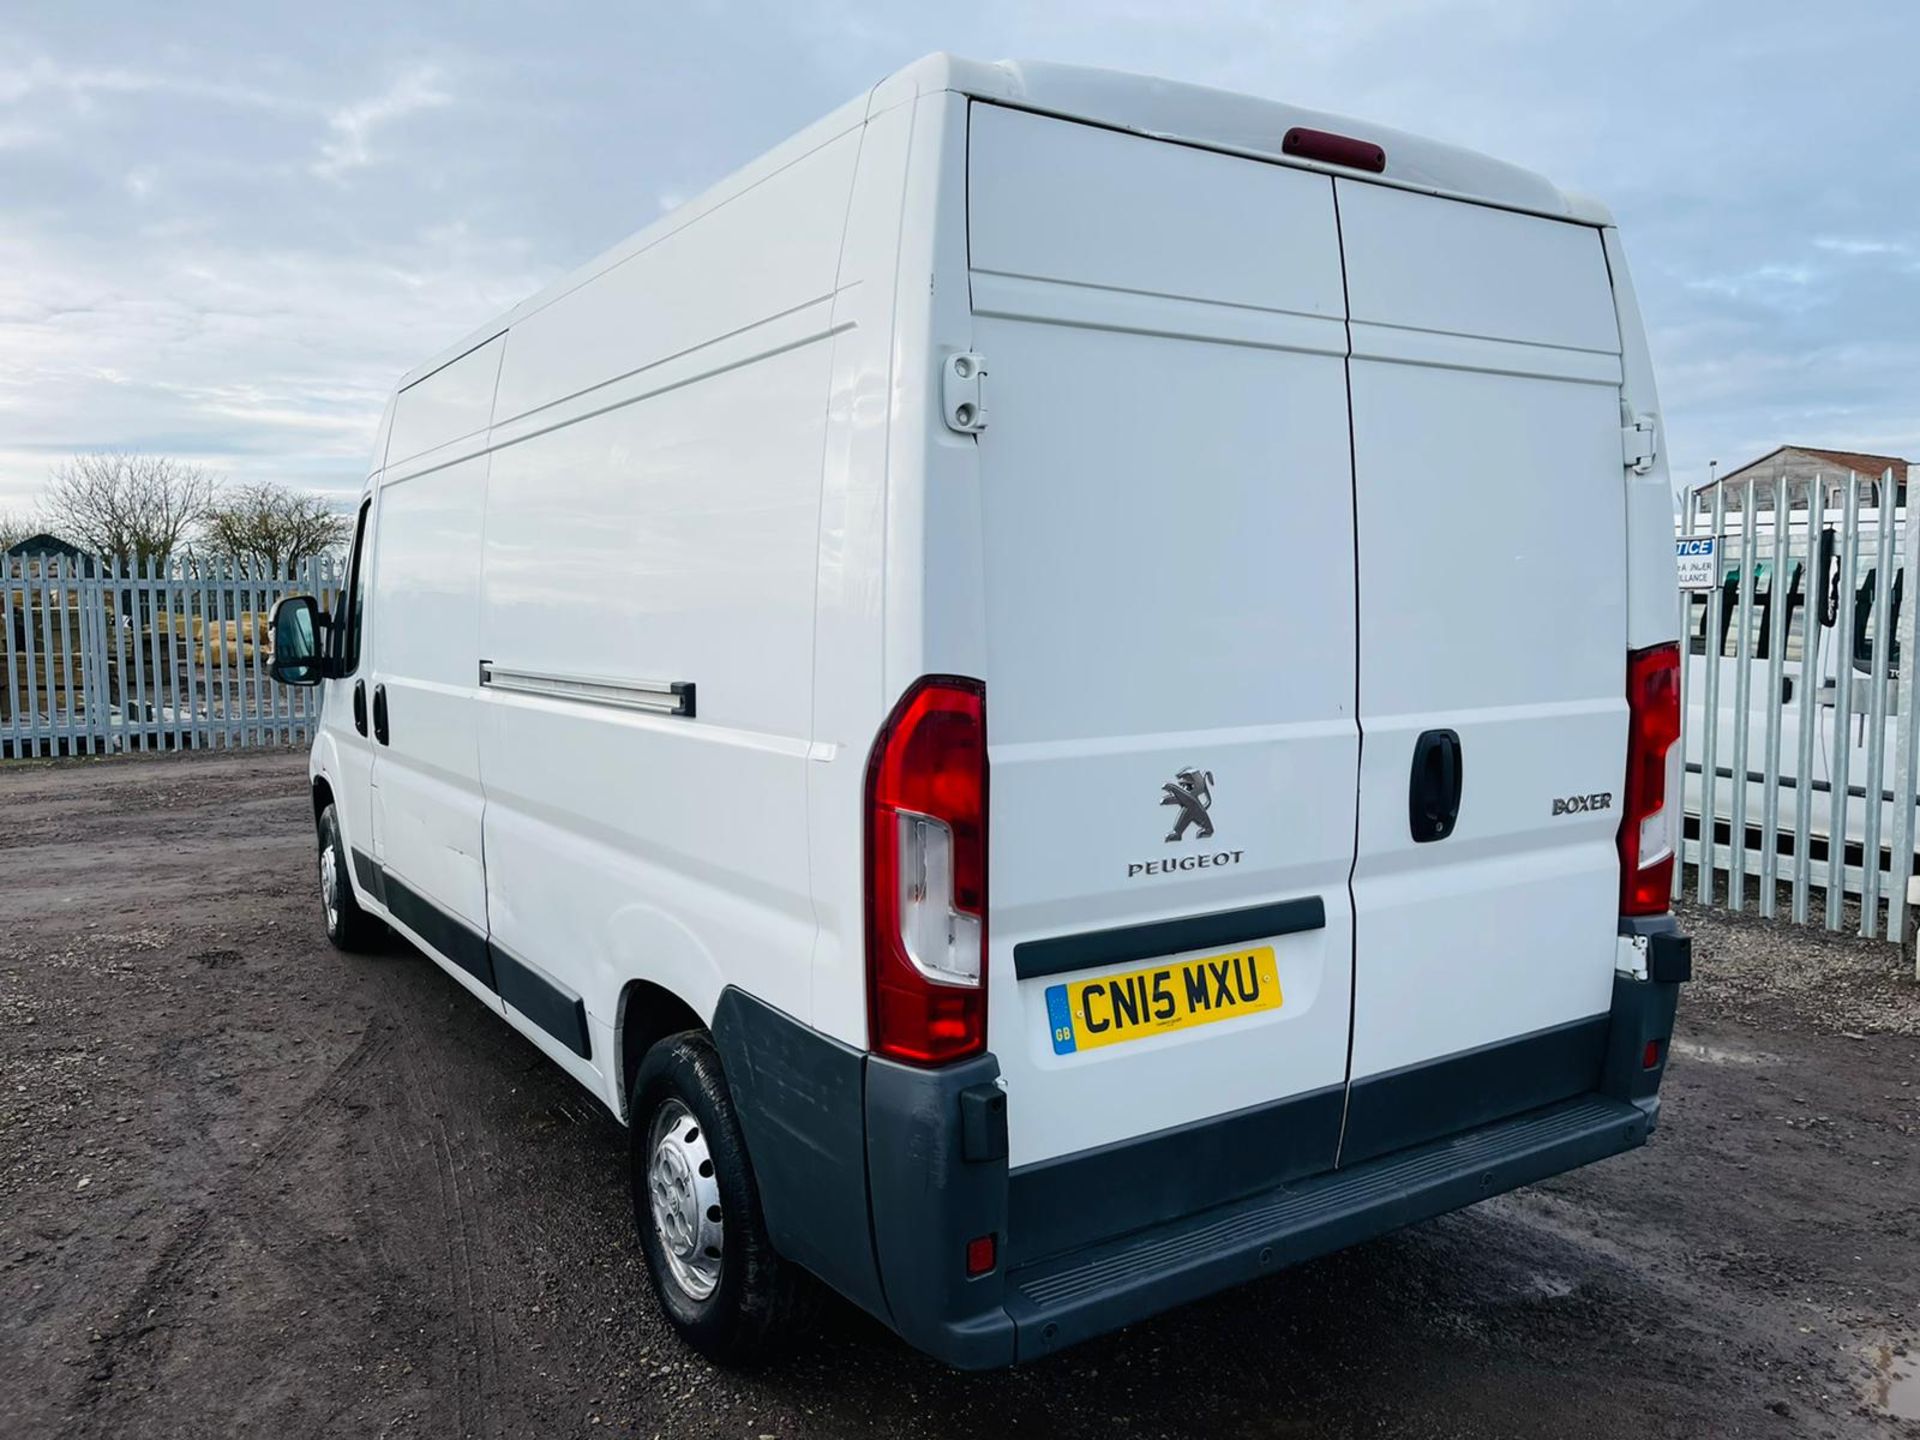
[
  {"xmin": 0, "ymin": 223, "xmax": 550, "ymax": 508},
  {"xmin": 311, "ymin": 64, "xmax": 451, "ymax": 180},
  {"xmin": 1813, "ymin": 235, "xmax": 1911, "ymax": 260},
  {"xmin": 0, "ymin": 52, "xmax": 303, "ymax": 115},
  {"xmin": 0, "ymin": 122, "xmax": 50, "ymax": 149},
  {"xmin": 1683, "ymin": 262, "xmax": 1824, "ymax": 311}
]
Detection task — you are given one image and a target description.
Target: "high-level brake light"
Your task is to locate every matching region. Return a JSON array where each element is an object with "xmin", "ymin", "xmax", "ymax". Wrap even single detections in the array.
[{"xmin": 1282, "ymin": 127, "xmax": 1387, "ymax": 173}]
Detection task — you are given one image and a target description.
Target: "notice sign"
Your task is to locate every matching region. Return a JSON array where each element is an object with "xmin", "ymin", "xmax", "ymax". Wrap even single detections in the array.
[{"xmin": 1676, "ymin": 535, "xmax": 1720, "ymax": 591}]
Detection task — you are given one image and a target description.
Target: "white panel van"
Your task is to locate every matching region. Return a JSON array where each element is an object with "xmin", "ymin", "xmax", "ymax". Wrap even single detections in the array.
[{"xmin": 269, "ymin": 54, "xmax": 1691, "ymax": 1370}]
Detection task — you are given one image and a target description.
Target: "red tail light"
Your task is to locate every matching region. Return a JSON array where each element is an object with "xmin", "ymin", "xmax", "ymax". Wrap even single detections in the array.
[
  {"xmin": 1619, "ymin": 643, "xmax": 1681, "ymax": 915},
  {"xmin": 865, "ymin": 676, "xmax": 988, "ymax": 1065}
]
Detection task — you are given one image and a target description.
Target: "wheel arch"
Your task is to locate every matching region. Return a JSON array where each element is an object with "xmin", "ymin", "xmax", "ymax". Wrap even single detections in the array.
[
  {"xmin": 306, "ymin": 722, "xmax": 345, "ymax": 830},
  {"xmin": 616, "ymin": 979, "xmax": 706, "ymax": 1124}
]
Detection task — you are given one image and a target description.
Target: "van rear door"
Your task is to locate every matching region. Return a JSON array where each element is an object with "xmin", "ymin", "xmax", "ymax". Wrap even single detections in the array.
[
  {"xmin": 966, "ymin": 105, "xmax": 1359, "ymax": 1233},
  {"xmin": 1336, "ymin": 181, "xmax": 1628, "ymax": 1162}
]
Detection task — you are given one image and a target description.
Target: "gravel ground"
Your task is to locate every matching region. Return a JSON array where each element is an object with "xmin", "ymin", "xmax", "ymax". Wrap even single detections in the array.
[{"xmin": 1, "ymin": 748, "xmax": 1917, "ymax": 1439}]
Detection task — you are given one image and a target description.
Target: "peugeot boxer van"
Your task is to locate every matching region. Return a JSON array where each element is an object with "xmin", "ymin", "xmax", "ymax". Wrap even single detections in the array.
[{"xmin": 269, "ymin": 54, "xmax": 1691, "ymax": 1370}]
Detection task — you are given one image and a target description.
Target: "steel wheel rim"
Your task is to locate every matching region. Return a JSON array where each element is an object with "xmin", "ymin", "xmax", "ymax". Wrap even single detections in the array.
[
  {"xmin": 319, "ymin": 841, "xmax": 340, "ymax": 935},
  {"xmin": 646, "ymin": 1099, "xmax": 723, "ymax": 1301}
]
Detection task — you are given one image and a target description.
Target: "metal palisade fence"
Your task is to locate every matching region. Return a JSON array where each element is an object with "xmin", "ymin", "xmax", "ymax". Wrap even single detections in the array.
[
  {"xmin": 1677, "ymin": 466, "xmax": 1920, "ymax": 961},
  {"xmin": 1, "ymin": 553, "xmax": 339, "ymax": 759}
]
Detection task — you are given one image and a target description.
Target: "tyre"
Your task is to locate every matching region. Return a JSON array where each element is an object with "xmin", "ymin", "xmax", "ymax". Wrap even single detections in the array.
[
  {"xmin": 630, "ymin": 1030, "xmax": 810, "ymax": 1365},
  {"xmin": 317, "ymin": 802, "xmax": 384, "ymax": 953}
]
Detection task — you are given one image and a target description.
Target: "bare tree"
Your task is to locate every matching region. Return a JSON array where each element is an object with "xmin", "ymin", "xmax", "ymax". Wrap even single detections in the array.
[
  {"xmin": 41, "ymin": 453, "xmax": 216, "ymax": 569},
  {"xmin": 202, "ymin": 481, "xmax": 350, "ymax": 578},
  {"xmin": 0, "ymin": 507, "xmax": 29, "ymax": 552}
]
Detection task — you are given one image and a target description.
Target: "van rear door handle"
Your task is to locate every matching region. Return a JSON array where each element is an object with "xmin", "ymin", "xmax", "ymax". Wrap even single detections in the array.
[
  {"xmin": 372, "ymin": 684, "xmax": 389, "ymax": 746},
  {"xmin": 352, "ymin": 680, "xmax": 368, "ymax": 737},
  {"xmin": 1408, "ymin": 729, "xmax": 1462, "ymax": 843}
]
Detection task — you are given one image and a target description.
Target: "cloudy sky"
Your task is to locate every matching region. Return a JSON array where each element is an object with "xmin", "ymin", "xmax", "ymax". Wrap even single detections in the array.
[{"xmin": 2, "ymin": 1, "xmax": 1916, "ymax": 516}]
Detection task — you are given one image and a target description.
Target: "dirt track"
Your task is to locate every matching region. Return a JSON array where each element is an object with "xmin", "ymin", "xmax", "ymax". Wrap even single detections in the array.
[{"xmin": 1, "ymin": 749, "xmax": 1917, "ymax": 1439}]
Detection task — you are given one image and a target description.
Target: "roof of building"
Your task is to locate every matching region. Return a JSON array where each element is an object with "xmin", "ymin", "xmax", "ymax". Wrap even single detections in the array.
[
  {"xmin": 5, "ymin": 532, "xmax": 91, "ymax": 559},
  {"xmin": 1698, "ymin": 446, "xmax": 1912, "ymax": 492}
]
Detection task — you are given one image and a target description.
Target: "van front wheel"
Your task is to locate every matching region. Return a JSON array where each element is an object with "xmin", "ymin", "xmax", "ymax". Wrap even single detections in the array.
[
  {"xmin": 317, "ymin": 803, "xmax": 384, "ymax": 953},
  {"xmin": 630, "ymin": 1031, "xmax": 808, "ymax": 1365}
]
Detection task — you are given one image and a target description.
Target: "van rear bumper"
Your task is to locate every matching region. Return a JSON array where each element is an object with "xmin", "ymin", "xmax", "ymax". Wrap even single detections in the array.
[
  {"xmin": 1001, "ymin": 1090, "xmax": 1652, "ymax": 1362},
  {"xmin": 711, "ymin": 963, "xmax": 1682, "ymax": 1371}
]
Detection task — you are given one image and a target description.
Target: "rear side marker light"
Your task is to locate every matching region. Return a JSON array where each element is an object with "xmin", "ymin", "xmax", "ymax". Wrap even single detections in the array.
[
  {"xmin": 1642, "ymin": 1040, "xmax": 1663, "ymax": 1070},
  {"xmin": 865, "ymin": 676, "xmax": 989, "ymax": 1065},
  {"xmin": 965, "ymin": 1234, "xmax": 997, "ymax": 1277},
  {"xmin": 1282, "ymin": 127, "xmax": 1387, "ymax": 173},
  {"xmin": 1620, "ymin": 643, "xmax": 1681, "ymax": 917}
]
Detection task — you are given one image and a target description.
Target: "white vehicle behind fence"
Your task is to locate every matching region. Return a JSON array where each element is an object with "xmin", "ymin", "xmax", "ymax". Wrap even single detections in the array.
[
  {"xmin": 267, "ymin": 54, "xmax": 1689, "ymax": 1369},
  {"xmin": 1678, "ymin": 484, "xmax": 1920, "ymax": 938}
]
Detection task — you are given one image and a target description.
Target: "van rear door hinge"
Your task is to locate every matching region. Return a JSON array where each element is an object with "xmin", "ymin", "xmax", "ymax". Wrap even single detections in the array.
[
  {"xmin": 942, "ymin": 352, "xmax": 987, "ymax": 434},
  {"xmin": 1622, "ymin": 413, "xmax": 1657, "ymax": 474}
]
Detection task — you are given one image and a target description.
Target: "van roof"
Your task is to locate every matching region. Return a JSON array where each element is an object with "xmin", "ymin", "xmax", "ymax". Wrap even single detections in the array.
[
  {"xmin": 396, "ymin": 53, "xmax": 1606, "ymax": 394},
  {"xmin": 883, "ymin": 54, "xmax": 1606, "ymax": 226}
]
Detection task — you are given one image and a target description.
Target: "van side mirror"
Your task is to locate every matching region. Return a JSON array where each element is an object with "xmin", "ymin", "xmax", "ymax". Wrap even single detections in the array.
[{"xmin": 268, "ymin": 594, "xmax": 330, "ymax": 687}]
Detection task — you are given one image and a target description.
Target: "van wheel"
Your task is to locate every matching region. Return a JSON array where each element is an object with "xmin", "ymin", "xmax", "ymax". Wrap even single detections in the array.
[
  {"xmin": 317, "ymin": 803, "xmax": 383, "ymax": 953},
  {"xmin": 630, "ymin": 1031, "xmax": 809, "ymax": 1365}
]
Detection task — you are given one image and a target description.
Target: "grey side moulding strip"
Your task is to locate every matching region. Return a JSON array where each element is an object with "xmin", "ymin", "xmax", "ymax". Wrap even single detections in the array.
[{"xmin": 354, "ymin": 850, "xmax": 591, "ymax": 1060}]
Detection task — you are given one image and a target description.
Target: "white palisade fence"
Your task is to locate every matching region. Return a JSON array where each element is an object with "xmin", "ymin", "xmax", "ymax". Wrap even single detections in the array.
[
  {"xmin": 1, "ymin": 553, "xmax": 339, "ymax": 759},
  {"xmin": 1678, "ymin": 466, "xmax": 1920, "ymax": 964}
]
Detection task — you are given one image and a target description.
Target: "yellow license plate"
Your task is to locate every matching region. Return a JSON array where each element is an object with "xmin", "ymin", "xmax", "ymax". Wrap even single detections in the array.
[{"xmin": 1045, "ymin": 946, "xmax": 1282, "ymax": 1054}]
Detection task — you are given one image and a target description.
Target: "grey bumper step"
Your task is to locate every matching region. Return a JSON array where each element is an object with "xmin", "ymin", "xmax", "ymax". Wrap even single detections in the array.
[{"xmin": 1005, "ymin": 1093, "xmax": 1653, "ymax": 1361}]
